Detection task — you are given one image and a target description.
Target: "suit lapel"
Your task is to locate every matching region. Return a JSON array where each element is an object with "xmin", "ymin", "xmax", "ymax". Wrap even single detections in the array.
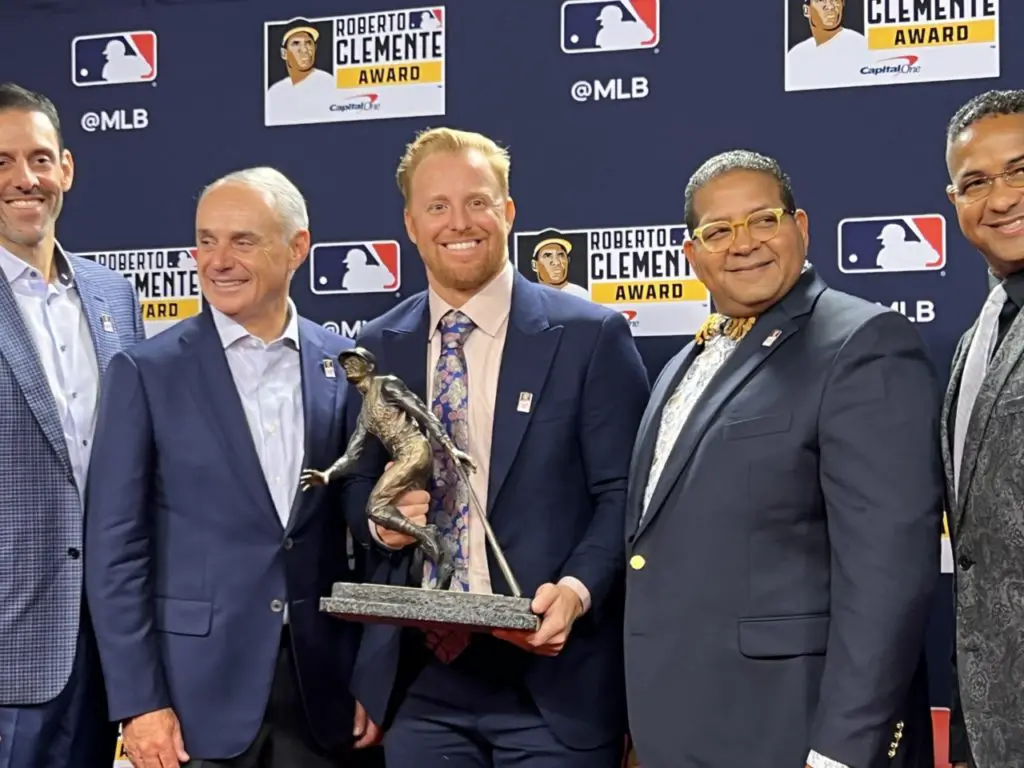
[
  {"xmin": 287, "ymin": 320, "xmax": 341, "ymax": 533},
  {"xmin": 74, "ymin": 269, "xmax": 119, "ymax": 376},
  {"xmin": 0, "ymin": 277, "xmax": 73, "ymax": 478},
  {"xmin": 380, "ymin": 294, "xmax": 430, "ymax": 403},
  {"xmin": 957, "ymin": 310, "xmax": 1024, "ymax": 516},
  {"xmin": 634, "ymin": 268, "xmax": 826, "ymax": 540},
  {"xmin": 626, "ymin": 343, "xmax": 697, "ymax": 535},
  {"xmin": 942, "ymin": 329, "xmax": 971, "ymax": 529},
  {"xmin": 488, "ymin": 277, "xmax": 562, "ymax": 511},
  {"xmin": 182, "ymin": 312, "xmax": 279, "ymax": 531}
]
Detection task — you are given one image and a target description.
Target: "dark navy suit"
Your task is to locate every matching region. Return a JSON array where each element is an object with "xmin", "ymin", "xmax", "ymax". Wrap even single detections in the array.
[
  {"xmin": 84, "ymin": 309, "xmax": 365, "ymax": 762},
  {"xmin": 346, "ymin": 273, "xmax": 649, "ymax": 766},
  {"xmin": 624, "ymin": 268, "xmax": 942, "ymax": 768}
]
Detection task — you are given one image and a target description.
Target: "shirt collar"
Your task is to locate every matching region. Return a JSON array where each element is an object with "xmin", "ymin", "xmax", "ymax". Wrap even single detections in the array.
[
  {"xmin": 428, "ymin": 259, "xmax": 513, "ymax": 338},
  {"xmin": 0, "ymin": 240, "xmax": 75, "ymax": 288},
  {"xmin": 209, "ymin": 298, "xmax": 301, "ymax": 350},
  {"xmin": 1001, "ymin": 268, "xmax": 1024, "ymax": 310}
]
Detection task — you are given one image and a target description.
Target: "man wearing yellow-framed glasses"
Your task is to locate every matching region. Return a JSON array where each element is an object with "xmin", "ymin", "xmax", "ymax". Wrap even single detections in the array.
[{"xmin": 624, "ymin": 149, "xmax": 942, "ymax": 768}]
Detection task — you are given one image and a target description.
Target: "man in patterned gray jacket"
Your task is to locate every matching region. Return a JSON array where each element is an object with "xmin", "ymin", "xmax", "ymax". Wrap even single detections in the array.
[
  {"xmin": 944, "ymin": 89, "xmax": 1024, "ymax": 768},
  {"xmin": 0, "ymin": 83, "xmax": 145, "ymax": 767}
]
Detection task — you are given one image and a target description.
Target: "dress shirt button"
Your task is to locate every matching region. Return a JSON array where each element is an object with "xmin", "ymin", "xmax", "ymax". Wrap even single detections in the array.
[
  {"xmin": 60, "ymin": 345, "xmax": 66, "ymax": 353},
  {"xmin": 82, "ymin": 439, "xmax": 88, "ymax": 447},
  {"xmin": 270, "ymin": 599, "xmax": 284, "ymax": 613},
  {"xmin": 67, "ymin": 547, "xmax": 80, "ymax": 559},
  {"xmin": 283, "ymin": 537, "xmax": 294, "ymax": 550},
  {"xmin": 267, "ymin": 424, "xmax": 276, "ymax": 434},
  {"xmin": 71, "ymin": 392, "xmax": 77, "ymax": 399}
]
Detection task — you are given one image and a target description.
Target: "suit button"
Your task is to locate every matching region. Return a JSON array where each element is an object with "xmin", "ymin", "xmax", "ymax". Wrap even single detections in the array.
[
  {"xmin": 958, "ymin": 555, "xmax": 974, "ymax": 571},
  {"xmin": 629, "ymin": 555, "xmax": 646, "ymax": 570},
  {"xmin": 283, "ymin": 537, "xmax": 294, "ymax": 550},
  {"xmin": 67, "ymin": 547, "xmax": 80, "ymax": 559},
  {"xmin": 270, "ymin": 599, "xmax": 284, "ymax": 613}
]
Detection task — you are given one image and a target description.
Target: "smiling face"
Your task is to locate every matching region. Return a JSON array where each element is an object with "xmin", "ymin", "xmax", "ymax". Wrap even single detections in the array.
[
  {"xmin": 403, "ymin": 147, "xmax": 516, "ymax": 305},
  {"xmin": 683, "ymin": 169, "xmax": 808, "ymax": 317},
  {"xmin": 194, "ymin": 181, "xmax": 308, "ymax": 335},
  {"xmin": 0, "ymin": 108, "xmax": 73, "ymax": 263},
  {"xmin": 947, "ymin": 113, "xmax": 1024, "ymax": 278}
]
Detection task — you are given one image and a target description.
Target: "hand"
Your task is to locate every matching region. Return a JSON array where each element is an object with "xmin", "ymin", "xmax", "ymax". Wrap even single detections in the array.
[
  {"xmin": 121, "ymin": 707, "xmax": 189, "ymax": 768},
  {"xmin": 450, "ymin": 447, "xmax": 477, "ymax": 474},
  {"xmin": 952, "ymin": 764, "xmax": 969, "ymax": 768},
  {"xmin": 492, "ymin": 583, "xmax": 583, "ymax": 656},
  {"xmin": 352, "ymin": 700, "xmax": 382, "ymax": 748},
  {"xmin": 300, "ymin": 468, "xmax": 331, "ymax": 491}
]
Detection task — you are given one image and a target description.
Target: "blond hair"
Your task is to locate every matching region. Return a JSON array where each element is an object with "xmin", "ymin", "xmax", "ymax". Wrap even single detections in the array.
[{"xmin": 395, "ymin": 127, "xmax": 511, "ymax": 204}]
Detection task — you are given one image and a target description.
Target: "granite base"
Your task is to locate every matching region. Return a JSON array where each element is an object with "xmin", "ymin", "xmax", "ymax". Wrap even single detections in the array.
[{"xmin": 320, "ymin": 582, "xmax": 540, "ymax": 632}]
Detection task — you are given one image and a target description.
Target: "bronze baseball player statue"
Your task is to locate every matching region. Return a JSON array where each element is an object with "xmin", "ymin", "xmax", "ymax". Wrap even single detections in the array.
[{"xmin": 299, "ymin": 347, "xmax": 476, "ymax": 591}]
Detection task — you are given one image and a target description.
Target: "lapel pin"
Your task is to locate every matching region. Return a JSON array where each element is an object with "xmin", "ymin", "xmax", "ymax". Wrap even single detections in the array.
[
  {"xmin": 100, "ymin": 313, "xmax": 115, "ymax": 333},
  {"xmin": 762, "ymin": 329, "xmax": 782, "ymax": 347},
  {"xmin": 517, "ymin": 392, "xmax": 533, "ymax": 413},
  {"xmin": 322, "ymin": 359, "xmax": 336, "ymax": 379}
]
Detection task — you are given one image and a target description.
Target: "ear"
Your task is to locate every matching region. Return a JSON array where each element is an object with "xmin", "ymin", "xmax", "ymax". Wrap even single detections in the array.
[
  {"xmin": 946, "ymin": 186, "xmax": 957, "ymax": 205},
  {"xmin": 403, "ymin": 208, "xmax": 417, "ymax": 246},
  {"xmin": 289, "ymin": 228, "xmax": 311, "ymax": 271},
  {"xmin": 503, "ymin": 196, "xmax": 516, "ymax": 233},
  {"xmin": 802, "ymin": 4, "xmax": 809, "ymax": 18},
  {"xmin": 793, "ymin": 208, "xmax": 809, "ymax": 248},
  {"xmin": 280, "ymin": 47, "xmax": 287, "ymax": 63},
  {"xmin": 60, "ymin": 149, "xmax": 75, "ymax": 192},
  {"xmin": 531, "ymin": 259, "xmax": 539, "ymax": 275}
]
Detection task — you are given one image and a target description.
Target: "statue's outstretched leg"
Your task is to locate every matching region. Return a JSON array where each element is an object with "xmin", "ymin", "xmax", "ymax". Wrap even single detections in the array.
[{"xmin": 367, "ymin": 443, "xmax": 454, "ymax": 589}]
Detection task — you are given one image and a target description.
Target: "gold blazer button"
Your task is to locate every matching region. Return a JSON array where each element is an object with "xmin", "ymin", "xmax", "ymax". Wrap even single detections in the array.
[{"xmin": 629, "ymin": 555, "xmax": 646, "ymax": 570}]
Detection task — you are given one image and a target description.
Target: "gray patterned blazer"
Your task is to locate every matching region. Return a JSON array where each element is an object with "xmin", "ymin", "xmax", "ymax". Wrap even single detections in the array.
[
  {"xmin": 942, "ymin": 311, "xmax": 1024, "ymax": 768},
  {"xmin": 0, "ymin": 253, "xmax": 144, "ymax": 705}
]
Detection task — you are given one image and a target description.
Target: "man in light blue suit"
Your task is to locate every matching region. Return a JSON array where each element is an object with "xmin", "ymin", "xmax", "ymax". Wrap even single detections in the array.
[
  {"xmin": 0, "ymin": 83, "xmax": 146, "ymax": 768},
  {"xmin": 84, "ymin": 167, "xmax": 378, "ymax": 768}
]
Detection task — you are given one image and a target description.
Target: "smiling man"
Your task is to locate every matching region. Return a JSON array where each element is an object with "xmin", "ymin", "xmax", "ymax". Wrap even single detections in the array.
[
  {"xmin": 942, "ymin": 89, "xmax": 1024, "ymax": 768},
  {"xmin": 84, "ymin": 167, "xmax": 380, "ymax": 768},
  {"xmin": 342, "ymin": 127, "xmax": 650, "ymax": 768},
  {"xmin": 624, "ymin": 150, "xmax": 943, "ymax": 768},
  {"xmin": 0, "ymin": 82, "xmax": 145, "ymax": 768}
]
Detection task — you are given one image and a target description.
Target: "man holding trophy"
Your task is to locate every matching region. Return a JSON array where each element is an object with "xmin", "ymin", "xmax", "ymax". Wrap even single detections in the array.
[{"xmin": 312, "ymin": 126, "xmax": 650, "ymax": 767}]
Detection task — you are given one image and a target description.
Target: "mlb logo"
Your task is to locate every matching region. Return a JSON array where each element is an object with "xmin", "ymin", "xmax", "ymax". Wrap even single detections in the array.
[
  {"xmin": 310, "ymin": 241, "xmax": 401, "ymax": 295},
  {"xmin": 411, "ymin": 8, "xmax": 444, "ymax": 30},
  {"xmin": 561, "ymin": 0, "xmax": 659, "ymax": 54},
  {"xmin": 72, "ymin": 31, "xmax": 157, "ymax": 87},
  {"xmin": 837, "ymin": 214, "xmax": 946, "ymax": 274}
]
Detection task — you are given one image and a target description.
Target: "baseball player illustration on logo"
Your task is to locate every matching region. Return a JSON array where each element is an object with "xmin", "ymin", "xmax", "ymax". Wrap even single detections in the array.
[
  {"xmin": 265, "ymin": 18, "xmax": 335, "ymax": 125},
  {"xmin": 529, "ymin": 231, "xmax": 590, "ymax": 300},
  {"xmin": 786, "ymin": 0, "xmax": 865, "ymax": 91}
]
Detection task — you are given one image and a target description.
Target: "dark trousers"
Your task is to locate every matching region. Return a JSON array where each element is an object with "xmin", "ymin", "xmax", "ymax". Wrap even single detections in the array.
[
  {"xmin": 384, "ymin": 634, "xmax": 623, "ymax": 768},
  {"xmin": 0, "ymin": 615, "xmax": 118, "ymax": 768},
  {"xmin": 184, "ymin": 635, "xmax": 381, "ymax": 768}
]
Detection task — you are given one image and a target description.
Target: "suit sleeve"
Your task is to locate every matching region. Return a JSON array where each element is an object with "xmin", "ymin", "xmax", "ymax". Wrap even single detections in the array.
[
  {"xmin": 559, "ymin": 312, "xmax": 650, "ymax": 614},
  {"xmin": 84, "ymin": 350, "xmax": 171, "ymax": 722},
  {"xmin": 809, "ymin": 311, "xmax": 944, "ymax": 767}
]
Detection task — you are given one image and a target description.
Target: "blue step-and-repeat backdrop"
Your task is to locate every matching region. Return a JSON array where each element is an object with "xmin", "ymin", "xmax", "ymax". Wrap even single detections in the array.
[{"xmin": 1, "ymin": 0, "xmax": 1012, "ymax": 764}]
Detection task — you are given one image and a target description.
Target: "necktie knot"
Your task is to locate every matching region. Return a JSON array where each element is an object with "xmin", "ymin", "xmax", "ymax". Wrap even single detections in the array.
[
  {"xmin": 695, "ymin": 313, "xmax": 756, "ymax": 346},
  {"xmin": 440, "ymin": 310, "xmax": 475, "ymax": 349}
]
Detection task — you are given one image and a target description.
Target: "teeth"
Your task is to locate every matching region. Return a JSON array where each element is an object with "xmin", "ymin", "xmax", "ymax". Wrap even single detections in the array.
[
  {"xmin": 6, "ymin": 199, "xmax": 42, "ymax": 208},
  {"xmin": 443, "ymin": 241, "xmax": 479, "ymax": 251}
]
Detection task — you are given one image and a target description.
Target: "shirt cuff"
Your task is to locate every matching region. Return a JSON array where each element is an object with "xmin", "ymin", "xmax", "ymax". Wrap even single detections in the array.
[
  {"xmin": 806, "ymin": 750, "xmax": 850, "ymax": 768},
  {"xmin": 557, "ymin": 576, "xmax": 591, "ymax": 613}
]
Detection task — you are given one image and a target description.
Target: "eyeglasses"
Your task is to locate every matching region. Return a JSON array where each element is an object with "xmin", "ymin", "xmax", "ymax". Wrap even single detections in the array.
[
  {"xmin": 691, "ymin": 208, "xmax": 793, "ymax": 253},
  {"xmin": 947, "ymin": 167, "xmax": 1024, "ymax": 203}
]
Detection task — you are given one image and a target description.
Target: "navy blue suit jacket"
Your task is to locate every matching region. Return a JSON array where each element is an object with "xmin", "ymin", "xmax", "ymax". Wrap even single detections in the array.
[
  {"xmin": 346, "ymin": 273, "xmax": 649, "ymax": 750},
  {"xmin": 84, "ymin": 309, "xmax": 364, "ymax": 759},
  {"xmin": 624, "ymin": 268, "xmax": 943, "ymax": 768}
]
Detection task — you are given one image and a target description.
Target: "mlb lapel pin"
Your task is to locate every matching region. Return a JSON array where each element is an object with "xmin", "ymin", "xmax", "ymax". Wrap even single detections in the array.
[
  {"xmin": 322, "ymin": 358, "xmax": 336, "ymax": 379},
  {"xmin": 517, "ymin": 392, "xmax": 533, "ymax": 413},
  {"xmin": 100, "ymin": 313, "xmax": 115, "ymax": 333},
  {"xmin": 763, "ymin": 329, "xmax": 782, "ymax": 347}
]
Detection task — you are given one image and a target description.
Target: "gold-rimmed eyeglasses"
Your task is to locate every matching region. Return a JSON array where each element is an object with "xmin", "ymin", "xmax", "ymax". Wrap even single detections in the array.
[
  {"xmin": 947, "ymin": 167, "xmax": 1024, "ymax": 203},
  {"xmin": 691, "ymin": 207, "xmax": 794, "ymax": 253}
]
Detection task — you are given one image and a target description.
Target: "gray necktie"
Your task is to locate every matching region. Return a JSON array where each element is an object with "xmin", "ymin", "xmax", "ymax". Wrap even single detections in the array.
[{"xmin": 953, "ymin": 283, "xmax": 1008, "ymax": 499}]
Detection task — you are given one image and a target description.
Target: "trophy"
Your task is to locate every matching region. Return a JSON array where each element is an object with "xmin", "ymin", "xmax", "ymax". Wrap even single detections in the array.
[{"xmin": 299, "ymin": 347, "xmax": 540, "ymax": 633}]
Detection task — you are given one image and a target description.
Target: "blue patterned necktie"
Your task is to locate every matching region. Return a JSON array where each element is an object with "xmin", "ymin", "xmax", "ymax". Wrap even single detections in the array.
[{"xmin": 423, "ymin": 309, "xmax": 475, "ymax": 662}]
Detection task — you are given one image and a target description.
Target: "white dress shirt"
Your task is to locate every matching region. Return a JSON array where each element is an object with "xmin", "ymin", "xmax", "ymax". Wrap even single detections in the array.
[
  {"xmin": 0, "ymin": 245, "xmax": 100, "ymax": 497},
  {"xmin": 210, "ymin": 301, "xmax": 305, "ymax": 621}
]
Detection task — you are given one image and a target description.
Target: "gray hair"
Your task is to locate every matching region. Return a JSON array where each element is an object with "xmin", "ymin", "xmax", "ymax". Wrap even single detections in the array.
[
  {"xmin": 202, "ymin": 166, "xmax": 309, "ymax": 241},
  {"xmin": 683, "ymin": 150, "xmax": 796, "ymax": 232},
  {"xmin": 947, "ymin": 89, "xmax": 1024, "ymax": 145}
]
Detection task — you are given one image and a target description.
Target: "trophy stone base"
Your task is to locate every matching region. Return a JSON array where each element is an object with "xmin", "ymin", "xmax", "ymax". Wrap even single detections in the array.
[{"xmin": 320, "ymin": 582, "xmax": 540, "ymax": 632}]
